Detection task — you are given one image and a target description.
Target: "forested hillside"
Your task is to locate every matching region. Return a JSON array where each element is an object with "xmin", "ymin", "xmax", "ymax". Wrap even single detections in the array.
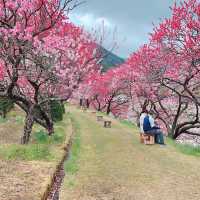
[{"xmin": 100, "ymin": 47, "xmax": 125, "ymax": 71}]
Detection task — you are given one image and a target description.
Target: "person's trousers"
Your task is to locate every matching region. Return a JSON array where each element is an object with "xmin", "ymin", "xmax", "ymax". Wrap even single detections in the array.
[{"xmin": 145, "ymin": 129, "xmax": 165, "ymax": 144}]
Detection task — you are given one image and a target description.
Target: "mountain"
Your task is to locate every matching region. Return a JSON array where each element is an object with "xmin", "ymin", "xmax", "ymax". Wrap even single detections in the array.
[{"xmin": 99, "ymin": 47, "xmax": 125, "ymax": 72}]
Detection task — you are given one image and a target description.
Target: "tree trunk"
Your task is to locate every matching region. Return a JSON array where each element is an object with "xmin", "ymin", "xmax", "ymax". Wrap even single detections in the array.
[
  {"xmin": 106, "ymin": 102, "xmax": 111, "ymax": 115},
  {"xmin": 86, "ymin": 99, "xmax": 90, "ymax": 109},
  {"xmin": 41, "ymin": 102, "xmax": 55, "ymax": 136},
  {"xmin": 2, "ymin": 109, "xmax": 6, "ymax": 119},
  {"xmin": 47, "ymin": 119, "xmax": 54, "ymax": 136},
  {"xmin": 106, "ymin": 107, "xmax": 111, "ymax": 115},
  {"xmin": 61, "ymin": 102, "xmax": 65, "ymax": 113},
  {"xmin": 173, "ymin": 130, "xmax": 181, "ymax": 139},
  {"xmin": 169, "ymin": 125, "xmax": 177, "ymax": 139},
  {"xmin": 80, "ymin": 99, "xmax": 83, "ymax": 107},
  {"xmin": 136, "ymin": 114, "xmax": 140, "ymax": 127},
  {"xmin": 97, "ymin": 106, "xmax": 101, "ymax": 112},
  {"xmin": 21, "ymin": 112, "xmax": 34, "ymax": 144}
]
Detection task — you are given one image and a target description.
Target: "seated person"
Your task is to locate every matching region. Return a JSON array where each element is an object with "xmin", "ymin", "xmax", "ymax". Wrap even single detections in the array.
[{"xmin": 140, "ymin": 109, "xmax": 165, "ymax": 145}]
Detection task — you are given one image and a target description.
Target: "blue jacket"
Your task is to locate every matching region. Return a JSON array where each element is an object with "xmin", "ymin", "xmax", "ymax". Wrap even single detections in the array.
[{"xmin": 143, "ymin": 115, "xmax": 152, "ymax": 132}]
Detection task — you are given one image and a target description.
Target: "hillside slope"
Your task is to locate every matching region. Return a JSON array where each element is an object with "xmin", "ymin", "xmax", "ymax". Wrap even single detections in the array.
[{"xmin": 100, "ymin": 47, "xmax": 124, "ymax": 72}]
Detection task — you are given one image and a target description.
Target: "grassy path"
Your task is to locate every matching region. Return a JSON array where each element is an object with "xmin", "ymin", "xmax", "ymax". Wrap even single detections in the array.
[{"xmin": 61, "ymin": 107, "xmax": 200, "ymax": 200}]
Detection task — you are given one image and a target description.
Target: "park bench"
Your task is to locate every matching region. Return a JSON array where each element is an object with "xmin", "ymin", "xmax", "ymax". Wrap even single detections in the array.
[
  {"xmin": 104, "ymin": 120, "xmax": 112, "ymax": 128},
  {"xmin": 140, "ymin": 133, "xmax": 155, "ymax": 145},
  {"xmin": 97, "ymin": 115, "xmax": 103, "ymax": 122},
  {"xmin": 82, "ymin": 106, "xmax": 87, "ymax": 110}
]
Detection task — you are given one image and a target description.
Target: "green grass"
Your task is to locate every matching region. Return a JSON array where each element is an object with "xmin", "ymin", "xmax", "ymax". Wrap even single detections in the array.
[
  {"xmin": 64, "ymin": 115, "xmax": 81, "ymax": 175},
  {"xmin": 0, "ymin": 144, "xmax": 52, "ymax": 161},
  {"xmin": 177, "ymin": 144, "xmax": 200, "ymax": 156},
  {"xmin": 33, "ymin": 130, "xmax": 49, "ymax": 144},
  {"xmin": 0, "ymin": 127, "xmax": 67, "ymax": 161},
  {"xmin": 94, "ymin": 110, "xmax": 137, "ymax": 129},
  {"xmin": 120, "ymin": 116, "xmax": 200, "ymax": 157},
  {"xmin": 93, "ymin": 109, "xmax": 138, "ymax": 131},
  {"xmin": 0, "ymin": 117, "xmax": 7, "ymax": 123},
  {"xmin": 15, "ymin": 115, "xmax": 24, "ymax": 124},
  {"xmin": 119, "ymin": 119, "xmax": 137, "ymax": 128},
  {"xmin": 167, "ymin": 138, "xmax": 200, "ymax": 156},
  {"xmin": 73, "ymin": 106, "xmax": 200, "ymax": 158},
  {"xmin": 0, "ymin": 110, "xmax": 70, "ymax": 161},
  {"xmin": 33, "ymin": 128, "xmax": 65, "ymax": 144},
  {"xmin": 60, "ymin": 106, "xmax": 200, "ymax": 200},
  {"xmin": 0, "ymin": 128, "xmax": 58, "ymax": 161}
]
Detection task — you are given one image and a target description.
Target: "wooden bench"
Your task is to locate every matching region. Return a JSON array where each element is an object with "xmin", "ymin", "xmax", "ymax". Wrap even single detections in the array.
[
  {"xmin": 104, "ymin": 121, "xmax": 112, "ymax": 128},
  {"xmin": 97, "ymin": 116, "xmax": 103, "ymax": 122},
  {"xmin": 140, "ymin": 133, "xmax": 155, "ymax": 145},
  {"xmin": 82, "ymin": 106, "xmax": 87, "ymax": 111}
]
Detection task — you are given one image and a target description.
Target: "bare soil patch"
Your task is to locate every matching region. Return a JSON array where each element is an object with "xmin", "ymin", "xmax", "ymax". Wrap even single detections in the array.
[
  {"xmin": 0, "ymin": 106, "xmax": 72, "ymax": 200},
  {"xmin": 0, "ymin": 160, "xmax": 54, "ymax": 200}
]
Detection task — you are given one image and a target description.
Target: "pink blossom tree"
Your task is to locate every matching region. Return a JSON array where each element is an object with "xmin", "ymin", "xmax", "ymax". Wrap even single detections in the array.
[
  {"xmin": 124, "ymin": 0, "xmax": 200, "ymax": 138},
  {"xmin": 83, "ymin": 67, "xmax": 129, "ymax": 116},
  {"xmin": 0, "ymin": 0, "xmax": 101, "ymax": 144}
]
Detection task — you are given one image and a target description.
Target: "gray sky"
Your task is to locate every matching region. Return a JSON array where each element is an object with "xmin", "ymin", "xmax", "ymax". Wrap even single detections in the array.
[{"xmin": 69, "ymin": 0, "xmax": 177, "ymax": 58}]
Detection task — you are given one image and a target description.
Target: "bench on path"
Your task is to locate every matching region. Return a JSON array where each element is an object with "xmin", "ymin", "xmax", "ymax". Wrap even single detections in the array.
[
  {"xmin": 97, "ymin": 116, "xmax": 103, "ymax": 122},
  {"xmin": 82, "ymin": 106, "xmax": 87, "ymax": 111},
  {"xmin": 104, "ymin": 121, "xmax": 112, "ymax": 128},
  {"xmin": 140, "ymin": 133, "xmax": 155, "ymax": 145}
]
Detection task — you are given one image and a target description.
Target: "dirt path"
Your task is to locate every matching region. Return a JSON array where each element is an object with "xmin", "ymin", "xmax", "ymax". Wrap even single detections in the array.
[{"xmin": 60, "ymin": 107, "xmax": 200, "ymax": 200}]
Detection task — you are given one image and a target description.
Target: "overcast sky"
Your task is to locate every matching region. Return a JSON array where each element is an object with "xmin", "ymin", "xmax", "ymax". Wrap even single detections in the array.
[{"xmin": 69, "ymin": 0, "xmax": 177, "ymax": 58}]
